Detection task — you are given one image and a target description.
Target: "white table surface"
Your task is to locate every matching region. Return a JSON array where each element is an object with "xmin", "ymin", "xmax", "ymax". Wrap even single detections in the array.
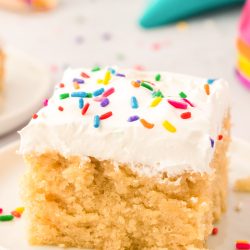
[{"xmin": 0, "ymin": 0, "xmax": 249, "ymax": 148}]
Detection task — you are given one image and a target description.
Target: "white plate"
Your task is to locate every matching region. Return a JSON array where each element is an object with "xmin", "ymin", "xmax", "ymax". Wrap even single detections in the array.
[
  {"xmin": 0, "ymin": 47, "xmax": 51, "ymax": 136},
  {"xmin": 0, "ymin": 138, "xmax": 250, "ymax": 250}
]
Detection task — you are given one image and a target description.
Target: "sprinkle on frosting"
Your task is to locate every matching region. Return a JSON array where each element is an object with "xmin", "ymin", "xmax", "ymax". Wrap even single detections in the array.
[
  {"xmin": 182, "ymin": 98, "xmax": 195, "ymax": 107},
  {"xmin": 103, "ymin": 87, "xmax": 115, "ymax": 97},
  {"xmin": 167, "ymin": 99, "xmax": 187, "ymax": 109},
  {"xmin": 150, "ymin": 97, "xmax": 162, "ymax": 107},
  {"xmin": 32, "ymin": 114, "xmax": 38, "ymax": 119},
  {"xmin": 208, "ymin": 79, "xmax": 216, "ymax": 84},
  {"xmin": 141, "ymin": 82, "xmax": 154, "ymax": 91},
  {"xmin": 131, "ymin": 96, "xmax": 138, "ymax": 109},
  {"xmin": 100, "ymin": 111, "xmax": 112, "ymax": 120},
  {"xmin": 181, "ymin": 112, "xmax": 191, "ymax": 119},
  {"xmin": 204, "ymin": 84, "xmax": 210, "ymax": 95},
  {"xmin": 81, "ymin": 72, "xmax": 90, "ymax": 78},
  {"xmin": 210, "ymin": 138, "xmax": 215, "ymax": 148},
  {"xmin": 58, "ymin": 106, "xmax": 64, "ymax": 112},
  {"xmin": 73, "ymin": 78, "xmax": 84, "ymax": 84},
  {"xmin": 94, "ymin": 115, "xmax": 100, "ymax": 128},
  {"xmin": 131, "ymin": 81, "xmax": 140, "ymax": 88},
  {"xmin": 128, "ymin": 115, "xmax": 140, "ymax": 122},
  {"xmin": 162, "ymin": 120, "xmax": 176, "ymax": 133},
  {"xmin": 59, "ymin": 83, "xmax": 65, "ymax": 88},
  {"xmin": 100, "ymin": 98, "xmax": 109, "ymax": 107},
  {"xmin": 179, "ymin": 91, "xmax": 187, "ymax": 98},
  {"xmin": 91, "ymin": 66, "xmax": 101, "ymax": 72},
  {"xmin": 116, "ymin": 73, "xmax": 126, "ymax": 77},
  {"xmin": 73, "ymin": 82, "xmax": 80, "ymax": 89},
  {"xmin": 60, "ymin": 93, "xmax": 70, "ymax": 99},
  {"xmin": 79, "ymin": 98, "xmax": 84, "ymax": 109},
  {"xmin": 71, "ymin": 92, "xmax": 87, "ymax": 98},
  {"xmin": 93, "ymin": 88, "xmax": 105, "ymax": 97},
  {"xmin": 152, "ymin": 90, "xmax": 164, "ymax": 98},
  {"xmin": 140, "ymin": 119, "xmax": 154, "ymax": 129},
  {"xmin": 81, "ymin": 103, "xmax": 90, "ymax": 115},
  {"xmin": 155, "ymin": 74, "xmax": 161, "ymax": 81}
]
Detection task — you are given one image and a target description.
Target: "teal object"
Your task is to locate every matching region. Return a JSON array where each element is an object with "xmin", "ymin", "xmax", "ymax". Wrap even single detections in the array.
[{"xmin": 140, "ymin": 0, "xmax": 245, "ymax": 28}]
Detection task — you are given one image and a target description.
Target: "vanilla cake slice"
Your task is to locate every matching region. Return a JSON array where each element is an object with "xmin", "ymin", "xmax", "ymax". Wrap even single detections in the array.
[{"xmin": 19, "ymin": 67, "xmax": 230, "ymax": 250}]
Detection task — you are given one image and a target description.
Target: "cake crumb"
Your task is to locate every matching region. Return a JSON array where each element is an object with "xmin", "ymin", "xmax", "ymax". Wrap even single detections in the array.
[
  {"xmin": 234, "ymin": 176, "xmax": 250, "ymax": 192},
  {"xmin": 234, "ymin": 202, "xmax": 242, "ymax": 212}
]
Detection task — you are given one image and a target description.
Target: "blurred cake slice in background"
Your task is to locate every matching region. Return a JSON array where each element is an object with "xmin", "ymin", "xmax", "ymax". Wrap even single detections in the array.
[{"xmin": 0, "ymin": 45, "xmax": 5, "ymax": 92}]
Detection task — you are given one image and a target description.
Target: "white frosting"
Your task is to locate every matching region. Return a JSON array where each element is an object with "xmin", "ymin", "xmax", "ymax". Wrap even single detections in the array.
[{"xmin": 19, "ymin": 67, "xmax": 230, "ymax": 177}]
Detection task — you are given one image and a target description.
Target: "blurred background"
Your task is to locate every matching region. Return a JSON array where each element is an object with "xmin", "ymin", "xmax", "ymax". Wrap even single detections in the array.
[{"xmin": 0, "ymin": 0, "xmax": 249, "ymax": 147}]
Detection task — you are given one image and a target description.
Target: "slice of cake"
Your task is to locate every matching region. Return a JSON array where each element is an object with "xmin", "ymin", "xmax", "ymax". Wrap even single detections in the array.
[
  {"xmin": 19, "ymin": 67, "xmax": 230, "ymax": 250},
  {"xmin": 0, "ymin": 46, "xmax": 5, "ymax": 92}
]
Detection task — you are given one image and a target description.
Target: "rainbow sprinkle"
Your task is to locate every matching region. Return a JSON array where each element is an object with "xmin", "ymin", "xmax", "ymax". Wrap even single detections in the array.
[
  {"xmin": 155, "ymin": 74, "xmax": 161, "ymax": 81},
  {"xmin": 141, "ymin": 82, "xmax": 153, "ymax": 91},
  {"xmin": 73, "ymin": 82, "xmax": 80, "ymax": 89},
  {"xmin": 131, "ymin": 96, "xmax": 138, "ymax": 109},
  {"xmin": 79, "ymin": 98, "xmax": 84, "ymax": 109},
  {"xmin": 179, "ymin": 91, "xmax": 187, "ymax": 98},
  {"xmin": 103, "ymin": 87, "xmax": 115, "ymax": 97},
  {"xmin": 71, "ymin": 92, "xmax": 87, "ymax": 98},
  {"xmin": 210, "ymin": 138, "xmax": 215, "ymax": 148},
  {"xmin": 208, "ymin": 79, "xmax": 216, "ymax": 84},
  {"xmin": 60, "ymin": 93, "xmax": 70, "ymax": 99},
  {"xmin": 58, "ymin": 106, "xmax": 64, "ymax": 112},
  {"xmin": 168, "ymin": 99, "xmax": 187, "ymax": 109},
  {"xmin": 91, "ymin": 66, "xmax": 101, "ymax": 72},
  {"xmin": 81, "ymin": 72, "xmax": 90, "ymax": 78},
  {"xmin": 152, "ymin": 90, "xmax": 164, "ymax": 98},
  {"xmin": 181, "ymin": 112, "xmax": 191, "ymax": 119},
  {"xmin": 93, "ymin": 88, "xmax": 105, "ymax": 97},
  {"xmin": 131, "ymin": 81, "xmax": 140, "ymax": 88},
  {"xmin": 94, "ymin": 115, "xmax": 100, "ymax": 128},
  {"xmin": 162, "ymin": 120, "xmax": 176, "ymax": 133},
  {"xmin": 103, "ymin": 71, "xmax": 111, "ymax": 85},
  {"xmin": 86, "ymin": 93, "xmax": 93, "ymax": 98},
  {"xmin": 32, "ymin": 114, "xmax": 38, "ymax": 119},
  {"xmin": 128, "ymin": 115, "xmax": 140, "ymax": 122},
  {"xmin": 140, "ymin": 119, "xmax": 154, "ymax": 129},
  {"xmin": 116, "ymin": 73, "xmax": 126, "ymax": 77},
  {"xmin": 108, "ymin": 68, "xmax": 116, "ymax": 74},
  {"xmin": 81, "ymin": 103, "xmax": 90, "ymax": 115},
  {"xmin": 182, "ymin": 98, "xmax": 194, "ymax": 107},
  {"xmin": 150, "ymin": 97, "xmax": 162, "ymax": 107},
  {"xmin": 73, "ymin": 78, "xmax": 84, "ymax": 84},
  {"xmin": 100, "ymin": 98, "xmax": 109, "ymax": 107},
  {"xmin": 100, "ymin": 111, "xmax": 112, "ymax": 120},
  {"xmin": 0, "ymin": 215, "xmax": 14, "ymax": 222},
  {"xmin": 204, "ymin": 84, "xmax": 210, "ymax": 95}
]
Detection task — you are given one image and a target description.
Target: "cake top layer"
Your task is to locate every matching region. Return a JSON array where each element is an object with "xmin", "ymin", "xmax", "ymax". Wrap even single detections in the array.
[{"xmin": 19, "ymin": 67, "xmax": 230, "ymax": 177}]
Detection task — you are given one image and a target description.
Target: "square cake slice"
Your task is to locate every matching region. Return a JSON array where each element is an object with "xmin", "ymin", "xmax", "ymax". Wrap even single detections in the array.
[
  {"xmin": 19, "ymin": 67, "xmax": 230, "ymax": 250},
  {"xmin": 0, "ymin": 47, "xmax": 5, "ymax": 92}
]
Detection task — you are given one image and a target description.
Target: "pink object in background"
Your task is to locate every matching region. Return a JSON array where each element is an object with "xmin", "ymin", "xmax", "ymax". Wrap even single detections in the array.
[
  {"xmin": 236, "ymin": 0, "xmax": 250, "ymax": 89},
  {"xmin": 239, "ymin": 0, "xmax": 250, "ymax": 44}
]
